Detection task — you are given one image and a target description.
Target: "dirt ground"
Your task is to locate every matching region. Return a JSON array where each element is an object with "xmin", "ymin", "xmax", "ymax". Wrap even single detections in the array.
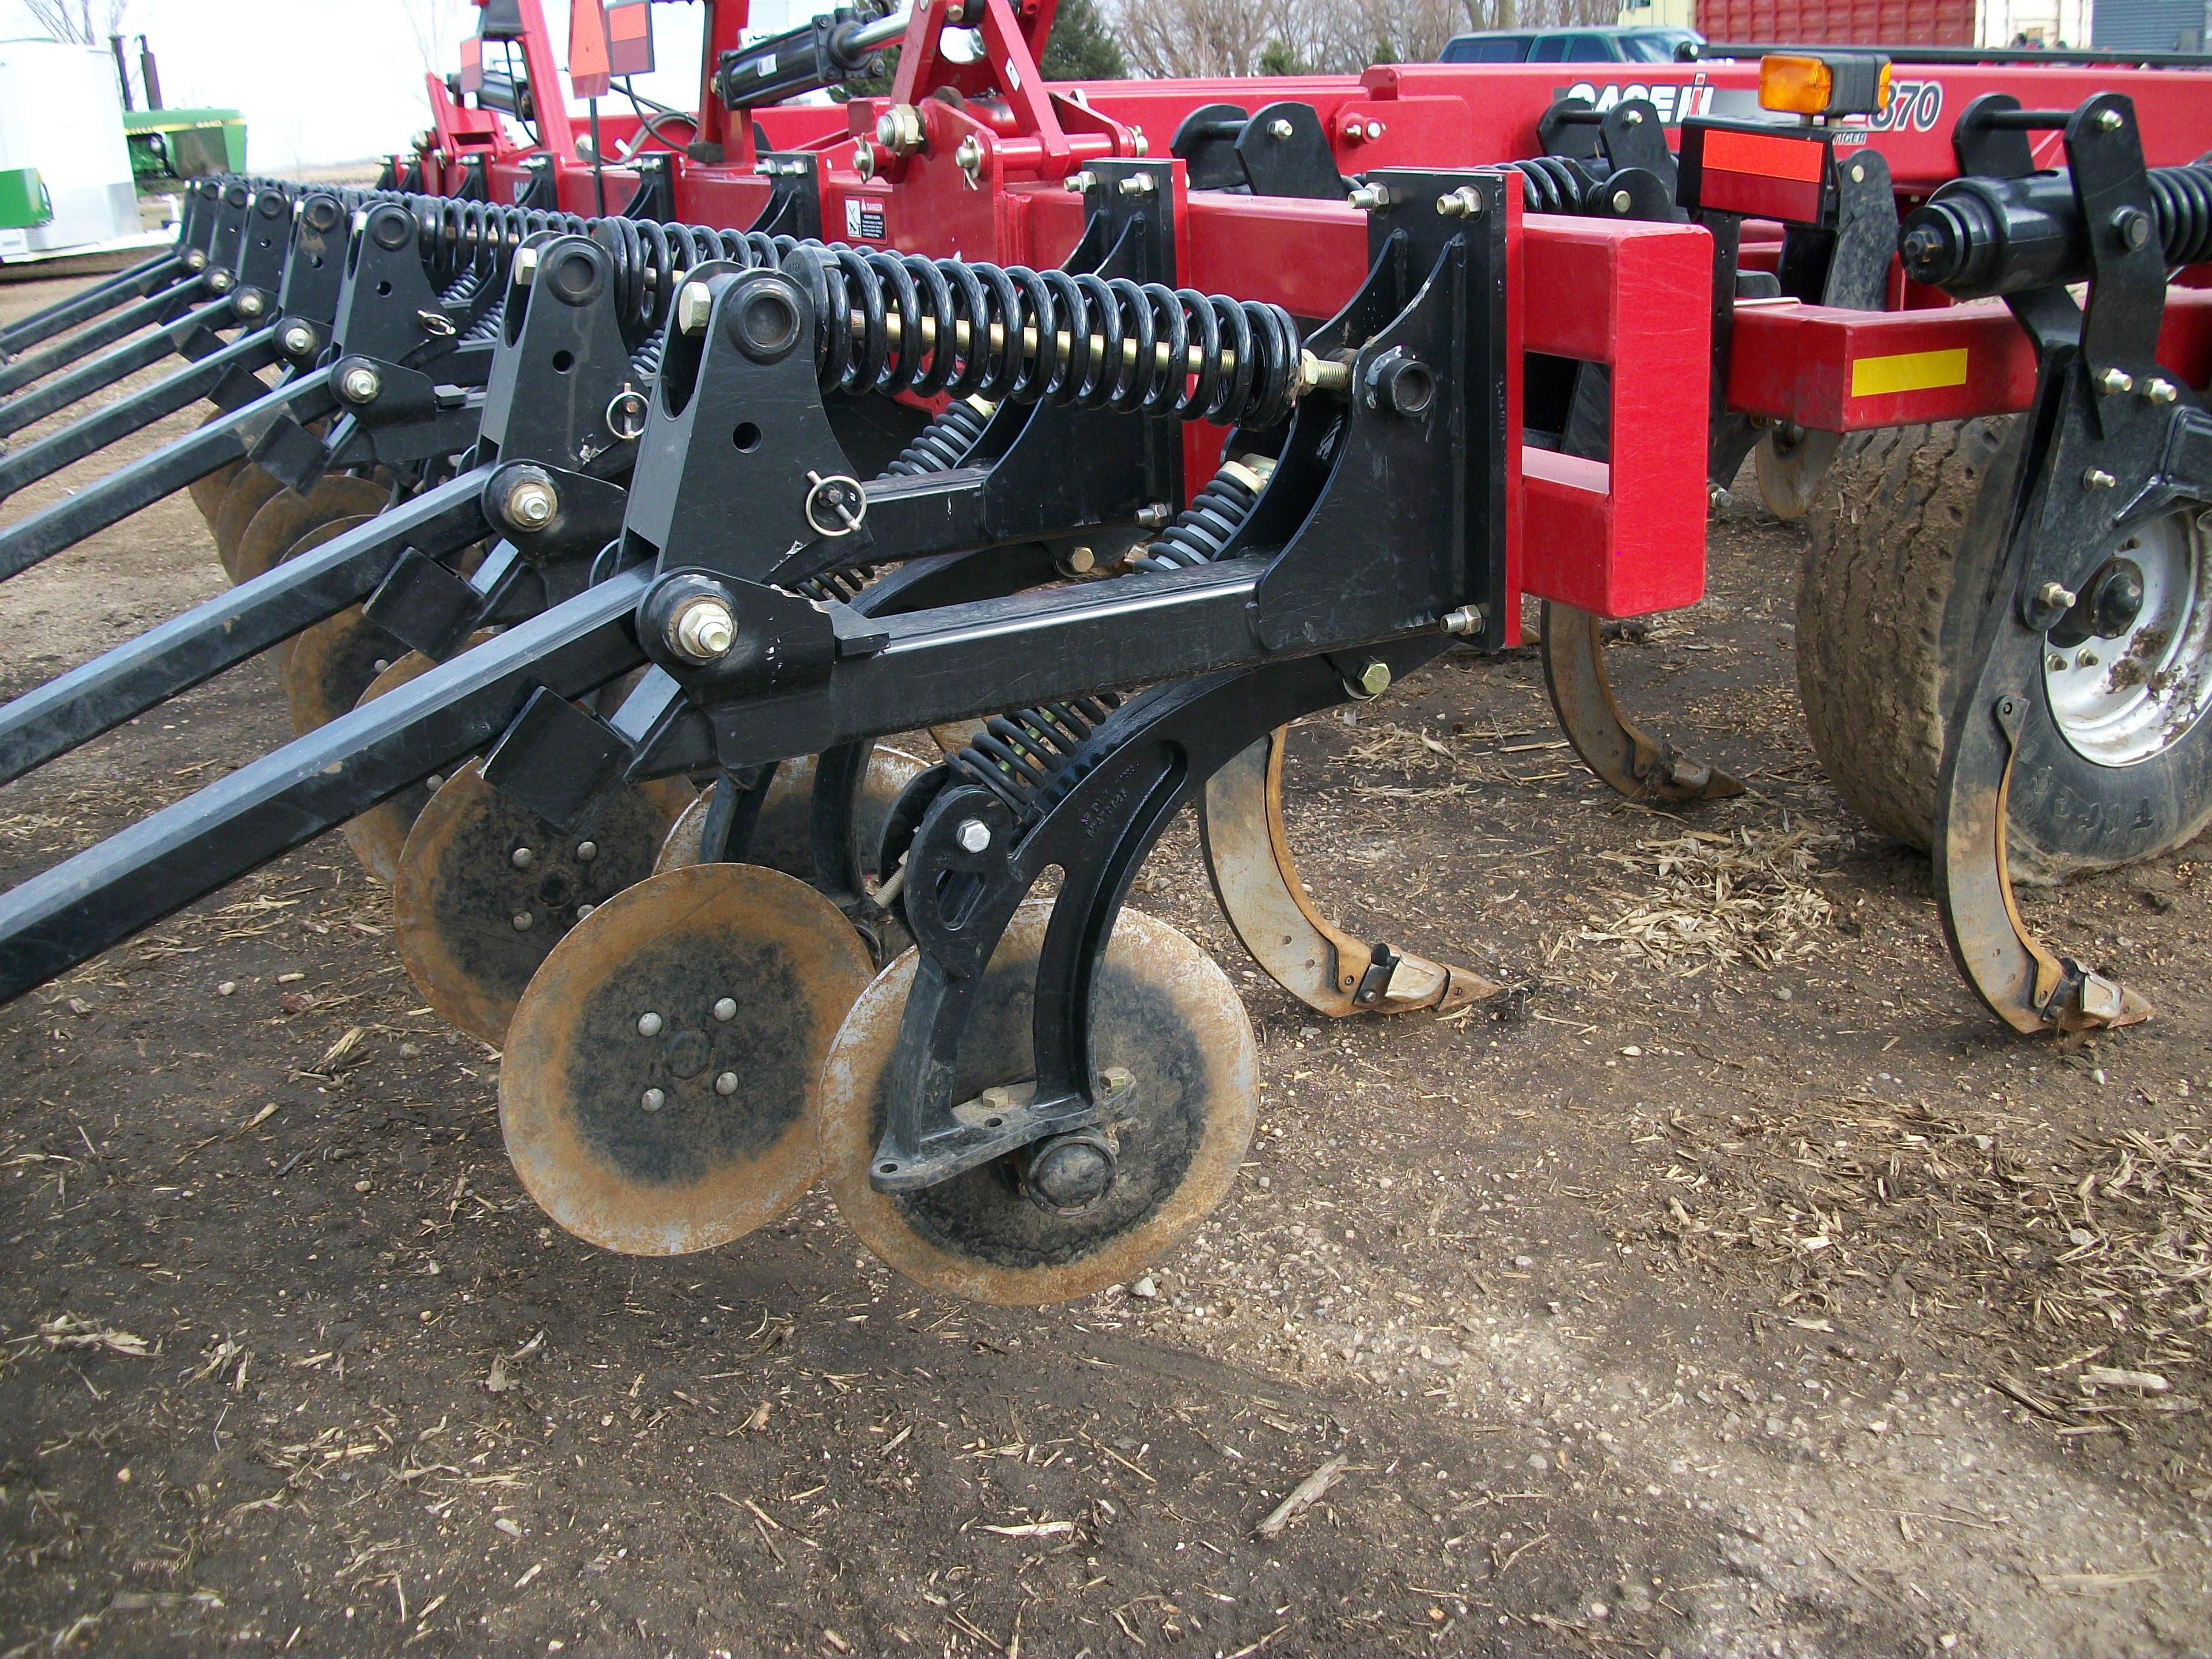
[{"xmin": 2, "ymin": 270, "xmax": 2209, "ymax": 1659}]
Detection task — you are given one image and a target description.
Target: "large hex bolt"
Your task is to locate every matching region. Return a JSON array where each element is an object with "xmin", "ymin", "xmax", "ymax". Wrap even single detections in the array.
[
  {"xmin": 675, "ymin": 281, "xmax": 715, "ymax": 336},
  {"xmin": 500, "ymin": 472, "xmax": 559, "ymax": 532},
  {"xmin": 338, "ymin": 363, "xmax": 382, "ymax": 405},
  {"xmin": 279, "ymin": 322, "xmax": 317, "ymax": 357},
  {"xmin": 876, "ymin": 103, "xmax": 926, "ymax": 156},
  {"xmin": 668, "ymin": 596, "xmax": 738, "ymax": 664}
]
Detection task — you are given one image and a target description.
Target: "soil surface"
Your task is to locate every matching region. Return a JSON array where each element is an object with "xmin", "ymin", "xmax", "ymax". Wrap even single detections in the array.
[{"xmin": 2, "ymin": 271, "xmax": 2209, "ymax": 1659}]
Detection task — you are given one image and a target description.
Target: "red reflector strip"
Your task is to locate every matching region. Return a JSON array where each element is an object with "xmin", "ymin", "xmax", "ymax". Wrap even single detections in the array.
[
  {"xmin": 1702, "ymin": 127, "xmax": 1828, "ymax": 183},
  {"xmin": 1698, "ymin": 169, "xmax": 1825, "ymax": 224}
]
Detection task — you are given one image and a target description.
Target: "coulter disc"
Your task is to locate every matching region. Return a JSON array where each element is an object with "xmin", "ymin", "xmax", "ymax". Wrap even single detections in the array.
[
  {"xmin": 230, "ymin": 475, "xmax": 392, "ymax": 583},
  {"xmin": 210, "ymin": 466, "xmax": 288, "ymax": 582},
  {"xmin": 500, "ymin": 863, "xmax": 874, "ymax": 1255},
  {"xmin": 656, "ymin": 747, "xmax": 929, "ymax": 881},
  {"xmin": 819, "ymin": 903, "xmax": 1257, "ymax": 1306},
  {"xmin": 185, "ymin": 414, "xmax": 248, "ymax": 529},
  {"xmin": 394, "ymin": 761, "xmax": 690, "ymax": 1045},
  {"xmin": 340, "ymin": 645, "xmax": 491, "ymax": 883},
  {"xmin": 281, "ymin": 559, "xmax": 402, "ymax": 735}
]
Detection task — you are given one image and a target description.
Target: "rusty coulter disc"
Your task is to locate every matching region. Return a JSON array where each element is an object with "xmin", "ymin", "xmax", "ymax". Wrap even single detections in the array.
[
  {"xmin": 501, "ymin": 863, "xmax": 874, "ymax": 1255},
  {"xmin": 230, "ymin": 475, "xmax": 392, "ymax": 584},
  {"xmin": 209, "ymin": 466, "xmax": 288, "ymax": 582},
  {"xmin": 185, "ymin": 413, "xmax": 248, "ymax": 531},
  {"xmin": 395, "ymin": 761, "xmax": 690, "ymax": 1045},
  {"xmin": 819, "ymin": 903, "xmax": 1257, "ymax": 1306},
  {"xmin": 656, "ymin": 747, "xmax": 929, "ymax": 880},
  {"xmin": 281, "ymin": 566, "xmax": 402, "ymax": 736},
  {"xmin": 340, "ymin": 642, "xmax": 494, "ymax": 883}
]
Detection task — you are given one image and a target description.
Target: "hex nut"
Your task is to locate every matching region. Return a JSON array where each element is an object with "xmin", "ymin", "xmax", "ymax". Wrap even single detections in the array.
[{"xmin": 669, "ymin": 596, "xmax": 738, "ymax": 663}]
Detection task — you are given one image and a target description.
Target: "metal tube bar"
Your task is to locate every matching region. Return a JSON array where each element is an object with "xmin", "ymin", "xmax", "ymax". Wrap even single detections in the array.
[
  {"xmin": 0, "ymin": 471, "xmax": 490, "ymax": 786},
  {"xmin": 0, "ymin": 330, "xmax": 282, "ymax": 505},
  {"xmin": 0, "ymin": 361, "xmax": 327, "ymax": 582},
  {"xmin": 0, "ymin": 569, "xmax": 650, "ymax": 1005},
  {"xmin": 0, "ymin": 298, "xmax": 240, "ymax": 442},
  {"xmin": 0, "ymin": 279, "xmax": 215, "ymax": 399},
  {"xmin": 0, "ymin": 255, "xmax": 186, "ymax": 358}
]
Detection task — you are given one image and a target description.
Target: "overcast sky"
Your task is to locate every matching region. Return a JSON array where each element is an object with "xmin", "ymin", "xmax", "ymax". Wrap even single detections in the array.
[{"xmin": 0, "ymin": 1, "xmax": 815, "ymax": 169}]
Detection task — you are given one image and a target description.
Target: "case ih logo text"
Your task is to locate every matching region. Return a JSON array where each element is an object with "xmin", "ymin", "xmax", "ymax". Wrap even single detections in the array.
[{"xmin": 1564, "ymin": 77, "xmax": 1715, "ymax": 124}]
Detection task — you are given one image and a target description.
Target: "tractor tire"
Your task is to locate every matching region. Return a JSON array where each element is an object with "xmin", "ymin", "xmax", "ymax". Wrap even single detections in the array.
[{"xmin": 1799, "ymin": 417, "xmax": 2212, "ymax": 883}]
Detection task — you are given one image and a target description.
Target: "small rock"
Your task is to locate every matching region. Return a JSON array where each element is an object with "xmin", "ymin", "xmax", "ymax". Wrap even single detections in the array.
[
  {"xmin": 114, "ymin": 1466, "xmax": 131, "ymax": 1484},
  {"xmin": 2092, "ymin": 1067, "xmax": 2108, "ymax": 1085},
  {"xmin": 1513, "ymin": 1254, "xmax": 1533, "ymax": 1268},
  {"xmin": 217, "ymin": 982, "xmax": 237, "ymax": 997},
  {"xmin": 279, "ymin": 993, "xmax": 307, "ymax": 1015},
  {"xmin": 66, "ymin": 997, "xmax": 92, "ymax": 1017},
  {"xmin": 1256, "ymin": 1175, "xmax": 1271, "ymax": 1190},
  {"xmin": 1588, "ymin": 1602, "xmax": 1609, "ymax": 1622},
  {"xmin": 1620, "ymin": 1046, "xmax": 1642, "ymax": 1057},
  {"xmin": 1772, "ymin": 987, "xmax": 1792, "ymax": 1002},
  {"xmin": 2069, "ymin": 1228, "xmax": 2096, "ymax": 1247},
  {"xmin": 1527, "ymin": 1453, "xmax": 1548, "ymax": 1472},
  {"xmin": 493, "ymin": 1517, "xmax": 524, "ymax": 1538},
  {"xmin": 399, "ymin": 1042, "xmax": 421, "ymax": 1059},
  {"xmin": 1130, "ymin": 1275, "xmax": 1158, "ymax": 1300},
  {"xmin": 354, "ymin": 1179, "xmax": 373, "ymax": 1194}
]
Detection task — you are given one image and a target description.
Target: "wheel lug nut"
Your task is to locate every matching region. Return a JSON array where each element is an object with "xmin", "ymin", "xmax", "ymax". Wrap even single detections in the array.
[
  {"xmin": 511, "ymin": 846, "xmax": 535, "ymax": 869},
  {"xmin": 956, "ymin": 817, "xmax": 993, "ymax": 853},
  {"xmin": 512, "ymin": 911, "xmax": 533, "ymax": 931},
  {"xmin": 575, "ymin": 840, "xmax": 598, "ymax": 862},
  {"xmin": 638, "ymin": 1012, "xmax": 664, "ymax": 1036},
  {"xmin": 713, "ymin": 997, "xmax": 737, "ymax": 1021},
  {"xmin": 642, "ymin": 1088, "xmax": 666, "ymax": 1112},
  {"xmin": 714, "ymin": 1072, "xmax": 738, "ymax": 1096}
]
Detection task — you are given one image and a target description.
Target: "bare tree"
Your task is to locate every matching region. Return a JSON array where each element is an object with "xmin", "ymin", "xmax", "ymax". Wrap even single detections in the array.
[
  {"xmin": 1111, "ymin": 0, "xmax": 1616, "ymax": 75},
  {"xmin": 397, "ymin": 0, "xmax": 475, "ymax": 82},
  {"xmin": 19, "ymin": 0, "xmax": 131, "ymax": 45}
]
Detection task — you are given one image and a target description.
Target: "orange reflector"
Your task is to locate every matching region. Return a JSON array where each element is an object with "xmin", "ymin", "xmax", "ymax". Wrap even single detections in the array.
[
  {"xmin": 1758, "ymin": 55, "xmax": 1893, "ymax": 116},
  {"xmin": 1758, "ymin": 55, "xmax": 1835, "ymax": 114}
]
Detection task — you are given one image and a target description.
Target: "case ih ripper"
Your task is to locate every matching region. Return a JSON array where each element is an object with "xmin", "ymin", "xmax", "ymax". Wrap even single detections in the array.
[{"xmin": 0, "ymin": 0, "xmax": 2207, "ymax": 1301}]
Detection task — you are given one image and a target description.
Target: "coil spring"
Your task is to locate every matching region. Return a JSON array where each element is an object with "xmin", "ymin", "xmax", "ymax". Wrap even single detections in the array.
[
  {"xmin": 2151, "ymin": 162, "xmax": 2212, "ymax": 269},
  {"xmin": 793, "ymin": 245, "xmax": 1301, "ymax": 427},
  {"xmin": 948, "ymin": 697, "xmax": 1124, "ymax": 829},
  {"xmin": 229, "ymin": 181, "xmax": 1305, "ymax": 428},
  {"xmin": 1497, "ymin": 155, "xmax": 1589, "ymax": 215},
  {"xmin": 882, "ymin": 396, "xmax": 994, "ymax": 477},
  {"xmin": 1129, "ymin": 460, "xmax": 1265, "ymax": 574}
]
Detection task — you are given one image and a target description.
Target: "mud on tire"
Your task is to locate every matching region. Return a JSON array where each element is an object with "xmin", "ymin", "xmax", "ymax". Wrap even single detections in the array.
[{"xmin": 1799, "ymin": 417, "xmax": 2212, "ymax": 884}]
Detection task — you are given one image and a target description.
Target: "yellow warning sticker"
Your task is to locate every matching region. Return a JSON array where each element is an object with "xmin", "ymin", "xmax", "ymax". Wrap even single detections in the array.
[{"xmin": 1850, "ymin": 347, "xmax": 1969, "ymax": 399}]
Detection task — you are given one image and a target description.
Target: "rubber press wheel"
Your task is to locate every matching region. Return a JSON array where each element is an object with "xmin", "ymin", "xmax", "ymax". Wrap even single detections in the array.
[
  {"xmin": 1799, "ymin": 418, "xmax": 2212, "ymax": 882},
  {"xmin": 819, "ymin": 902, "xmax": 1257, "ymax": 1307}
]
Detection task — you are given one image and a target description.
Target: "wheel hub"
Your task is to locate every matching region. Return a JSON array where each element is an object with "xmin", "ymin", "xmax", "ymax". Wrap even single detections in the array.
[{"xmin": 2043, "ymin": 509, "xmax": 2212, "ymax": 767}]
